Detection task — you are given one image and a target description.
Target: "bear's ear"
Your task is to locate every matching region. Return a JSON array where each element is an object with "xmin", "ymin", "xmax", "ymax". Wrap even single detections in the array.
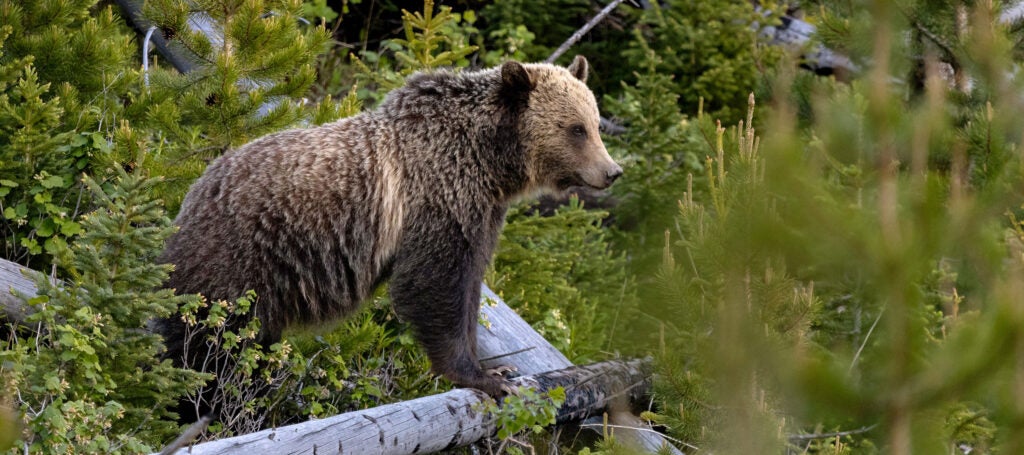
[
  {"xmin": 501, "ymin": 61, "xmax": 534, "ymax": 96},
  {"xmin": 567, "ymin": 55, "xmax": 588, "ymax": 83}
]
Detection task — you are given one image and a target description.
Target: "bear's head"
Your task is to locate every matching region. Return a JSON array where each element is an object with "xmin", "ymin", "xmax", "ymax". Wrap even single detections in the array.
[{"xmin": 501, "ymin": 56, "xmax": 623, "ymax": 194}]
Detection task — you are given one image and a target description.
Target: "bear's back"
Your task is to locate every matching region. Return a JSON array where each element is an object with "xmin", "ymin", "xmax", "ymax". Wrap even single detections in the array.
[{"xmin": 161, "ymin": 114, "xmax": 402, "ymax": 339}]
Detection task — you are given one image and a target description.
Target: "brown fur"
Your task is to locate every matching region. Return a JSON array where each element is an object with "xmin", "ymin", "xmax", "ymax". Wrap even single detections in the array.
[{"xmin": 157, "ymin": 56, "xmax": 621, "ymax": 398}]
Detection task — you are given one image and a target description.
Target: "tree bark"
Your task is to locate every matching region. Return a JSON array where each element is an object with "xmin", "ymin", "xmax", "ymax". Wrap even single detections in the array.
[
  {"xmin": 162, "ymin": 359, "xmax": 650, "ymax": 455},
  {"xmin": 0, "ymin": 258, "xmax": 40, "ymax": 326},
  {"xmin": 479, "ymin": 287, "xmax": 683, "ymax": 454}
]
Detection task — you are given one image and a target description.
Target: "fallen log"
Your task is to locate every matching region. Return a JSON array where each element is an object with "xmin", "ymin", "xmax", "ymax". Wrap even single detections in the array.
[
  {"xmin": 0, "ymin": 258, "xmax": 40, "ymax": 326},
  {"xmin": 2, "ymin": 258, "xmax": 682, "ymax": 453},
  {"xmin": 162, "ymin": 358, "xmax": 650, "ymax": 455},
  {"xmin": 478, "ymin": 286, "xmax": 683, "ymax": 454}
]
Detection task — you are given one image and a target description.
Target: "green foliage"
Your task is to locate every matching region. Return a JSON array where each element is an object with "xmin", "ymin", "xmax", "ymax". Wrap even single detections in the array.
[
  {"xmin": 175, "ymin": 290, "xmax": 293, "ymax": 438},
  {"xmin": 300, "ymin": 0, "xmax": 338, "ymax": 23},
  {"xmin": 353, "ymin": 0, "xmax": 478, "ymax": 100},
  {"xmin": 630, "ymin": 3, "xmax": 1024, "ymax": 452},
  {"xmin": 0, "ymin": 0, "xmax": 352, "ymax": 446},
  {"xmin": 0, "ymin": 1, "xmax": 137, "ymax": 266},
  {"xmin": 4, "ymin": 0, "xmax": 954, "ymax": 453},
  {"xmin": 474, "ymin": 386, "xmax": 566, "ymax": 440},
  {"xmin": 0, "ymin": 0, "xmax": 135, "ymax": 98},
  {"xmin": 478, "ymin": 0, "xmax": 635, "ymax": 95},
  {"xmin": 0, "ymin": 170, "xmax": 204, "ymax": 454},
  {"xmin": 276, "ymin": 295, "xmax": 442, "ymax": 421},
  {"xmin": 488, "ymin": 197, "xmax": 634, "ymax": 362},
  {"xmin": 638, "ymin": 101, "xmax": 818, "ymax": 450},
  {"xmin": 602, "ymin": 54, "xmax": 706, "ymax": 254},
  {"xmin": 141, "ymin": 0, "xmax": 333, "ymax": 209},
  {"xmin": 623, "ymin": 0, "xmax": 783, "ymax": 123},
  {"xmin": 479, "ymin": 0, "xmax": 591, "ymax": 62},
  {"xmin": 390, "ymin": 0, "xmax": 477, "ymax": 72}
]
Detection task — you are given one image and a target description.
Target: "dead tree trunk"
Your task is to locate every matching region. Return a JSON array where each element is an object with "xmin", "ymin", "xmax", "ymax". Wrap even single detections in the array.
[
  {"xmin": 2, "ymin": 259, "xmax": 682, "ymax": 453},
  {"xmin": 162, "ymin": 359, "xmax": 650, "ymax": 455},
  {"xmin": 478, "ymin": 286, "xmax": 683, "ymax": 454},
  {"xmin": 0, "ymin": 258, "xmax": 40, "ymax": 326}
]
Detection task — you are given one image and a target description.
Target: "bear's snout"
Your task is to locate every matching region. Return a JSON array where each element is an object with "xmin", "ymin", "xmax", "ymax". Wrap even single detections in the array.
[
  {"xmin": 583, "ymin": 145, "xmax": 622, "ymax": 190},
  {"xmin": 605, "ymin": 165, "xmax": 623, "ymax": 186},
  {"xmin": 578, "ymin": 160, "xmax": 622, "ymax": 190}
]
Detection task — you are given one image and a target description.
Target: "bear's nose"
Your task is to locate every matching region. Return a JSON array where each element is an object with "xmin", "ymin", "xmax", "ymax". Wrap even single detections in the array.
[{"xmin": 606, "ymin": 166, "xmax": 623, "ymax": 186}]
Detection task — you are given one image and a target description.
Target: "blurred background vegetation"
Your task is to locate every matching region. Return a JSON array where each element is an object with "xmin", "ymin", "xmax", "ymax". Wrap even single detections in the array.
[{"xmin": 3, "ymin": 0, "xmax": 1024, "ymax": 453}]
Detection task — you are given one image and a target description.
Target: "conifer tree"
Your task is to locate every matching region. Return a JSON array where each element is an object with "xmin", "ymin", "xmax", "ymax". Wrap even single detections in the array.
[
  {"xmin": 623, "ymin": 0, "xmax": 782, "ymax": 122},
  {"xmin": 143, "ymin": 0, "xmax": 331, "ymax": 148},
  {"xmin": 635, "ymin": 2, "xmax": 1024, "ymax": 452},
  {"xmin": 138, "ymin": 0, "xmax": 338, "ymax": 208},
  {"xmin": 0, "ymin": 0, "xmax": 140, "ymax": 266},
  {"xmin": 1, "ymin": 170, "xmax": 205, "ymax": 454}
]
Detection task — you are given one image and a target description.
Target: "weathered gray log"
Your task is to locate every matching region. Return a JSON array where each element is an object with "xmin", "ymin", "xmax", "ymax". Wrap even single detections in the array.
[
  {"xmin": 163, "ymin": 358, "xmax": 650, "ymax": 455},
  {"xmin": 477, "ymin": 286, "xmax": 572, "ymax": 375},
  {"xmin": 0, "ymin": 258, "xmax": 40, "ymax": 325},
  {"xmin": 113, "ymin": 0, "xmax": 198, "ymax": 73},
  {"xmin": 759, "ymin": 13, "xmax": 858, "ymax": 77},
  {"xmin": 479, "ymin": 286, "xmax": 683, "ymax": 454},
  {"xmin": 1, "ymin": 264, "xmax": 681, "ymax": 453}
]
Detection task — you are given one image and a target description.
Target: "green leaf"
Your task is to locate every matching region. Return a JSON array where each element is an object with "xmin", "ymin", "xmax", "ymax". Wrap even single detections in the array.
[
  {"xmin": 20, "ymin": 237, "xmax": 40, "ymax": 255},
  {"xmin": 35, "ymin": 218, "xmax": 56, "ymax": 237},
  {"xmin": 59, "ymin": 221, "xmax": 82, "ymax": 237},
  {"xmin": 363, "ymin": 383, "xmax": 383, "ymax": 398},
  {"xmin": 0, "ymin": 179, "xmax": 17, "ymax": 187},
  {"xmin": 90, "ymin": 132, "xmax": 111, "ymax": 153},
  {"xmin": 40, "ymin": 175, "xmax": 64, "ymax": 189},
  {"xmin": 44, "ymin": 374, "xmax": 61, "ymax": 391},
  {"xmin": 547, "ymin": 386, "xmax": 566, "ymax": 404},
  {"xmin": 44, "ymin": 236, "xmax": 67, "ymax": 255},
  {"xmin": 70, "ymin": 133, "xmax": 88, "ymax": 147}
]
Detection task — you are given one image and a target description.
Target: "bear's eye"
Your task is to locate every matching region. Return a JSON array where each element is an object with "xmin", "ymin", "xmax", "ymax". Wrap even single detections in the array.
[{"xmin": 570, "ymin": 124, "xmax": 587, "ymax": 138}]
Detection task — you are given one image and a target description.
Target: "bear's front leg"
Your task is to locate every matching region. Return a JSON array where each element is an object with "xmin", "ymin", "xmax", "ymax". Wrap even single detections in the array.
[{"xmin": 389, "ymin": 215, "xmax": 514, "ymax": 398}]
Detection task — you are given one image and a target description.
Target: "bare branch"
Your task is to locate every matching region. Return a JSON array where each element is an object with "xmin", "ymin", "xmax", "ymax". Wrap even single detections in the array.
[
  {"xmin": 545, "ymin": 0, "xmax": 629, "ymax": 64},
  {"xmin": 159, "ymin": 416, "xmax": 212, "ymax": 455},
  {"xmin": 788, "ymin": 424, "xmax": 878, "ymax": 442}
]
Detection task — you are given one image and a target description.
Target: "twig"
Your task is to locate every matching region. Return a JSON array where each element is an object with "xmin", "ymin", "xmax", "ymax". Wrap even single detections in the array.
[
  {"xmin": 849, "ymin": 308, "xmax": 883, "ymax": 375},
  {"xmin": 578, "ymin": 423, "xmax": 699, "ymax": 451},
  {"xmin": 907, "ymin": 17, "xmax": 958, "ymax": 64},
  {"xmin": 545, "ymin": 0, "xmax": 629, "ymax": 64},
  {"xmin": 787, "ymin": 424, "xmax": 877, "ymax": 442},
  {"xmin": 160, "ymin": 415, "xmax": 212, "ymax": 455},
  {"xmin": 479, "ymin": 346, "xmax": 536, "ymax": 362}
]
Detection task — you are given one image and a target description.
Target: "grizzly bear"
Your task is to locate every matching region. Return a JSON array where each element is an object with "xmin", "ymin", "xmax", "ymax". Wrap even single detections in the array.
[{"xmin": 157, "ymin": 55, "xmax": 622, "ymax": 398}]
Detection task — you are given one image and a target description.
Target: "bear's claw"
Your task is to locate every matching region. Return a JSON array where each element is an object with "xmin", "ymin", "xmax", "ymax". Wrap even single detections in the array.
[
  {"xmin": 484, "ymin": 365, "xmax": 521, "ymax": 397},
  {"xmin": 500, "ymin": 382, "xmax": 521, "ymax": 397},
  {"xmin": 485, "ymin": 365, "xmax": 517, "ymax": 378}
]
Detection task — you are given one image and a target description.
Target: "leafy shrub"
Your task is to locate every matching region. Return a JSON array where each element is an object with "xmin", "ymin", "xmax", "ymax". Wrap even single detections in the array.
[
  {"xmin": 0, "ymin": 171, "xmax": 204, "ymax": 454},
  {"xmin": 479, "ymin": 0, "xmax": 636, "ymax": 95},
  {"xmin": 352, "ymin": 0, "xmax": 478, "ymax": 102},
  {"xmin": 0, "ymin": 2, "xmax": 136, "ymax": 266},
  {"xmin": 474, "ymin": 386, "xmax": 566, "ymax": 444}
]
